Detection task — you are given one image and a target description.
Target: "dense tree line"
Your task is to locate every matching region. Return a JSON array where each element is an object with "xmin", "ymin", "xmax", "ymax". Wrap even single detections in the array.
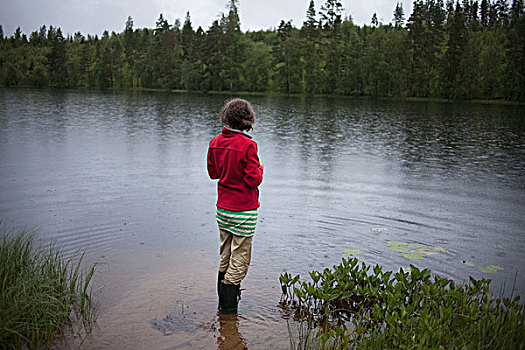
[{"xmin": 1, "ymin": 0, "xmax": 524, "ymax": 100}]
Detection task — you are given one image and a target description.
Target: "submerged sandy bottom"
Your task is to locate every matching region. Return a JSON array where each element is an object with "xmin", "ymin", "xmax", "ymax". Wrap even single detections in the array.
[{"xmin": 55, "ymin": 248, "xmax": 292, "ymax": 350}]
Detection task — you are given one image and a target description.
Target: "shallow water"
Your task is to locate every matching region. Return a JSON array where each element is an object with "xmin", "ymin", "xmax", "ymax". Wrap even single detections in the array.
[{"xmin": 1, "ymin": 88, "xmax": 524, "ymax": 348}]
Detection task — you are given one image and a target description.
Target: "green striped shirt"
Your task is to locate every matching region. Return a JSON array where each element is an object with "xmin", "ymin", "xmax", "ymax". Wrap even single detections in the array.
[{"xmin": 216, "ymin": 207, "xmax": 258, "ymax": 237}]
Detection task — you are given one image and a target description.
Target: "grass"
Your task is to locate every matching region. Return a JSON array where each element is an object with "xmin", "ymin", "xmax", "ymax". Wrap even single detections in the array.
[
  {"xmin": 0, "ymin": 224, "xmax": 97, "ymax": 349},
  {"xmin": 280, "ymin": 258, "xmax": 525, "ymax": 349}
]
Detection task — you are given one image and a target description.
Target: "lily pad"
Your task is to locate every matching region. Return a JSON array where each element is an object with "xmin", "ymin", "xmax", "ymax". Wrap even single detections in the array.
[
  {"xmin": 343, "ymin": 248, "xmax": 362, "ymax": 256},
  {"xmin": 386, "ymin": 241, "xmax": 449, "ymax": 260},
  {"xmin": 434, "ymin": 246, "xmax": 449, "ymax": 252},
  {"xmin": 462, "ymin": 260, "xmax": 475, "ymax": 267},
  {"xmin": 419, "ymin": 247, "xmax": 438, "ymax": 253},
  {"xmin": 407, "ymin": 243, "xmax": 429, "ymax": 250},
  {"xmin": 385, "ymin": 240, "xmax": 408, "ymax": 246},
  {"xmin": 372, "ymin": 227, "xmax": 388, "ymax": 232},
  {"xmin": 389, "ymin": 246, "xmax": 411, "ymax": 253},
  {"xmin": 493, "ymin": 245, "xmax": 503, "ymax": 249},
  {"xmin": 402, "ymin": 252, "xmax": 425, "ymax": 260},
  {"xmin": 479, "ymin": 265, "xmax": 504, "ymax": 273}
]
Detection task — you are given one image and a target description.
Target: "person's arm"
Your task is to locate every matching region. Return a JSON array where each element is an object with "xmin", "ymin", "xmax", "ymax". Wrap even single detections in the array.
[
  {"xmin": 244, "ymin": 143, "xmax": 263, "ymax": 188},
  {"xmin": 207, "ymin": 146, "xmax": 219, "ymax": 179}
]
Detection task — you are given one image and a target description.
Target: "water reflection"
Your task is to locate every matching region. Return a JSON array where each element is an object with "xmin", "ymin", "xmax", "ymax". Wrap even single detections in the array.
[
  {"xmin": 217, "ymin": 314, "xmax": 247, "ymax": 350},
  {"xmin": 255, "ymin": 96, "xmax": 524, "ymax": 187}
]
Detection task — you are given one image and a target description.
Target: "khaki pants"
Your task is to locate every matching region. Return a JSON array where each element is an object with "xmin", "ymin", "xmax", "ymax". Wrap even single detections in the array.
[{"xmin": 219, "ymin": 229, "xmax": 253, "ymax": 285}]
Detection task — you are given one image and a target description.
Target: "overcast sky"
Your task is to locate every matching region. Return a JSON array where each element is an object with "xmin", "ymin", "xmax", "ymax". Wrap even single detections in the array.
[{"xmin": 1, "ymin": 0, "xmax": 413, "ymax": 37}]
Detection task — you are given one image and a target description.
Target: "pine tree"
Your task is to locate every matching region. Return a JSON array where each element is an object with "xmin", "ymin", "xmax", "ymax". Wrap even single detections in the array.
[
  {"xmin": 469, "ymin": 0, "xmax": 480, "ymax": 28},
  {"xmin": 407, "ymin": 0, "xmax": 433, "ymax": 96},
  {"xmin": 301, "ymin": 0, "xmax": 321, "ymax": 94},
  {"xmin": 463, "ymin": 0, "xmax": 472, "ymax": 23},
  {"xmin": 494, "ymin": 0, "xmax": 509, "ymax": 25},
  {"xmin": 443, "ymin": 1, "xmax": 467, "ymax": 98},
  {"xmin": 182, "ymin": 11, "xmax": 194, "ymax": 59},
  {"xmin": 221, "ymin": 0, "xmax": 243, "ymax": 90},
  {"xmin": 302, "ymin": 0, "xmax": 318, "ymax": 39},
  {"xmin": 182, "ymin": 12, "xmax": 199, "ymax": 90},
  {"xmin": 124, "ymin": 16, "xmax": 135, "ymax": 59},
  {"xmin": 488, "ymin": 2, "xmax": 498, "ymax": 25},
  {"xmin": 394, "ymin": 2, "xmax": 406, "ymax": 27},
  {"xmin": 363, "ymin": 27, "xmax": 388, "ymax": 96},
  {"xmin": 371, "ymin": 13, "xmax": 379, "ymax": 27},
  {"xmin": 480, "ymin": 0, "xmax": 490, "ymax": 26},
  {"xmin": 48, "ymin": 27, "xmax": 68, "ymax": 87},
  {"xmin": 510, "ymin": 0, "xmax": 524, "ymax": 25},
  {"xmin": 318, "ymin": 0, "xmax": 344, "ymax": 93},
  {"xmin": 320, "ymin": 0, "xmax": 343, "ymax": 30},
  {"xmin": 12, "ymin": 27, "xmax": 23, "ymax": 48},
  {"xmin": 97, "ymin": 43, "xmax": 113, "ymax": 88},
  {"xmin": 204, "ymin": 20, "xmax": 222, "ymax": 91},
  {"xmin": 506, "ymin": 0, "xmax": 525, "ymax": 100},
  {"xmin": 275, "ymin": 20, "xmax": 293, "ymax": 94},
  {"xmin": 155, "ymin": 13, "xmax": 170, "ymax": 34},
  {"xmin": 79, "ymin": 40, "xmax": 94, "ymax": 87}
]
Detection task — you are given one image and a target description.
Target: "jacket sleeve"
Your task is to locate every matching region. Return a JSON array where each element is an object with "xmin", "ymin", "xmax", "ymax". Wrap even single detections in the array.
[
  {"xmin": 244, "ymin": 142, "xmax": 263, "ymax": 188},
  {"xmin": 207, "ymin": 145, "xmax": 219, "ymax": 179}
]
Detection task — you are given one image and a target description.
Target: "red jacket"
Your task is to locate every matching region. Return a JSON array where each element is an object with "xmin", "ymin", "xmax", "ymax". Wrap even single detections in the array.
[{"xmin": 207, "ymin": 127, "xmax": 263, "ymax": 211}]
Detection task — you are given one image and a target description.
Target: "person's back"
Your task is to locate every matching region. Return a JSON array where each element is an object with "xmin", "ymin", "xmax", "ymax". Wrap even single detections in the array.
[
  {"xmin": 208, "ymin": 127, "xmax": 262, "ymax": 211},
  {"xmin": 207, "ymin": 98, "xmax": 263, "ymax": 314}
]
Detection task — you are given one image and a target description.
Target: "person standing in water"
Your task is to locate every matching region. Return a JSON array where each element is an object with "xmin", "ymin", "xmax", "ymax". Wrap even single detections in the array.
[{"xmin": 207, "ymin": 98, "xmax": 264, "ymax": 314}]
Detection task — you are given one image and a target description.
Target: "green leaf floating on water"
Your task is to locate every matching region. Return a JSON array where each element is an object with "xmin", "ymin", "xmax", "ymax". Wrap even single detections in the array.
[
  {"xmin": 385, "ymin": 240, "xmax": 408, "ymax": 246},
  {"xmin": 493, "ymin": 245, "xmax": 503, "ymax": 249},
  {"xmin": 434, "ymin": 246, "xmax": 449, "ymax": 252},
  {"xmin": 372, "ymin": 227, "xmax": 388, "ymax": 232},
  {"xmin": 386, "ymin": 240, "xmax": 449, "ymax": 260},
  {"xmin": 343, "ymin": 248, "xmax": 362, "ymax": 256},
  {"xmin": 389, "ymin": 246, "xmax": 410, "ymax": 253},
  {"xmin": 479, "ymin": 265, "xmax": 504, "ymax": 273},
  {"xmin": 407, "ymin": 243, "xmax": 428, "ymax": 250},
  {"xmin": 419, "ymin": 248, "xmax": 439, "ymax": 255},
  {"xmin": 402, "ymin": 252, "xmax": 425, "ymax": 259}
]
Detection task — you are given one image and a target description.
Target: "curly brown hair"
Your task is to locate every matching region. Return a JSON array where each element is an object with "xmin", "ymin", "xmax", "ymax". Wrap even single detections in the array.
[{"xmin": 220, "ymin": 98, "xmax": 255, "ymax": 131}]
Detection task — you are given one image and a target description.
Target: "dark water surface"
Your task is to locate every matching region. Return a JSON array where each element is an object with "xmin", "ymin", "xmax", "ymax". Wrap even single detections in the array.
[{"xmin": 1, "ymin": 88, "xmax": 524, "ymax": 349}]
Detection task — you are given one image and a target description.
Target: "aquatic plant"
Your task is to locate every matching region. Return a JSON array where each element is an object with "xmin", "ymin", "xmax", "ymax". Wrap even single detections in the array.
[
  {"xmin": 280, "ymin": 257, "xmax": 524, "ymax": 349},
  {"xmin": 342, "ymin": 248, "xmax": 362, "ymax": 256},
  {"xmin": 0, "ymin": 224, "xmax": 97, "ymax": 349},
  {"xmin": 385, "ymin": 240, "xmax": 449, "ymax": 260}
]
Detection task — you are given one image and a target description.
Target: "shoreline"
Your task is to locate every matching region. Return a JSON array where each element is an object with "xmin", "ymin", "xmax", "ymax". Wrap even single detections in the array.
[{"xmin": 2, "ymin": 85, "xmax": 524, "ymax": 106}]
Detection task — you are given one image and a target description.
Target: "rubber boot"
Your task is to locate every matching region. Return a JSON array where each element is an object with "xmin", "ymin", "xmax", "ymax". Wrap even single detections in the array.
[
  {"xmin": 217, "ymin": 270, "xmax": 226, "ymax": 309},
  {"xmin": 219, "ymin": 281, "xmax": 240, "ymax": 314}
]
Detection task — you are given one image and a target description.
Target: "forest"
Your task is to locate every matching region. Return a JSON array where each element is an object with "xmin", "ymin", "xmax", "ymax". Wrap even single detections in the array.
[{"xmin": 1, "ymin": 0, "xmax": 524, "ymax": 101}]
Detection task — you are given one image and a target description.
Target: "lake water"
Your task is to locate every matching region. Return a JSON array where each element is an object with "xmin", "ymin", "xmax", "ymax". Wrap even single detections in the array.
[{"xmin": 1, "ymin": 88, "xmax": 524, "ymax": 349}]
